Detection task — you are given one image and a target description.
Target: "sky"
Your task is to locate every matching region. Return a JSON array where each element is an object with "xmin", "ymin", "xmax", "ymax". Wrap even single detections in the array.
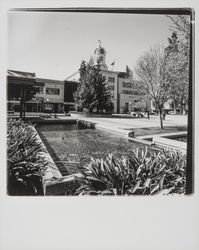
[{"xmin": 8, "ymin": 11, "xmax": 174, "ymax": 80}]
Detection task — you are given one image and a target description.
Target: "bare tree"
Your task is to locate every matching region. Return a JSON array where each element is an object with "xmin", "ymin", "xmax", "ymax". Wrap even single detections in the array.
[
  {"xmin": 167, "ymin": 15, "xmax": 190, "ymax": 38},
  {"xmin": 134, "ymin": 46, "xmax": 171, "ymax": 129}
]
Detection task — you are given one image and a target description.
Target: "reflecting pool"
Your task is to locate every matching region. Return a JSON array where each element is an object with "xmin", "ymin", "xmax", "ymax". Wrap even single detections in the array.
[{"xmin": 36, "ymin": 123, "xmax": 155, "ymax": 176}]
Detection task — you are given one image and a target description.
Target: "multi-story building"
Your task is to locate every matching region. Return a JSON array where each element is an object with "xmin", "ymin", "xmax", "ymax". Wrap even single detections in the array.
[
  {"xmin": 92, "ymin": 43, "xmax": 151, "ymax": 114},
  {"xmin": 35, "ymin": 78, "xmax": 65, "ymax": 113},
  {"xmin": 102, "ymin": 71, "xmax": 118, "ymax": 113},
  {"xmin": 118, "ymin": 73, "xmax": 151, "ymax": 114},
  {"xmin": 7, "ymin": 70, "xmax": 78, "ymax": 114}
]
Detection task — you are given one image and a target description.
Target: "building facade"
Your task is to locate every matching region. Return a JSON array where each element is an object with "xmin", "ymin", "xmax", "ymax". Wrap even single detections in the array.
[
  {"xmin": 92, "ymin": 43, "xmax": 151, "ymax": 114},
  {"xmin": 102, "ymin": 71, "xmax": 118, "ymax": 113},
  {"xmin": 35, "ymin": 78, "xmax": 65, "ymax": 113},
  {"xmin": 7, "ymin": 70, "xmax": 36, "ymax": 115},
  {"xmin": 7, "ymin": 71, "xmax": 75, "ymax": 114},
  {"xmin": 117, "ymin": 73, "xmax": 151, "ymax": 114}
]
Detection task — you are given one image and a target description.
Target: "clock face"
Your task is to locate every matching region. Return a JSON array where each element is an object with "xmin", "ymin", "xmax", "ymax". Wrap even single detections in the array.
[{"xmin": 100, "ymin": 48, "xmax": 104, "ymax": 54}]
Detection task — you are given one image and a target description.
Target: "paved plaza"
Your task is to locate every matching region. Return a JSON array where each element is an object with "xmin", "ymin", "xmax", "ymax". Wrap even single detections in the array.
[{"xmin": 71, "ymin": 114, "xmax": 188, "ymax": 135}]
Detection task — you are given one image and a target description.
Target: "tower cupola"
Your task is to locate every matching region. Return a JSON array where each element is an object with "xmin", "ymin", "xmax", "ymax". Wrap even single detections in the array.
[{"xmin": 94, "ymin": 40, "xmax": 108, "ymax": 70}]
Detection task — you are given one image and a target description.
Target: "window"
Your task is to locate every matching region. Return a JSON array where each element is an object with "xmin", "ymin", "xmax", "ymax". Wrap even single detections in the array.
[
  {"xmin": 108, "ymin": 77, "xmax": 115, "ymax": 83},
  {"xmin": 46, "ymin": 88, "xmax": 60, "ymax": 95},
  {"xmin": 122, "ymin": 82, "xmax": 133, "ymax": 88},
  {"xmin": 122, "ymin": 90, "xmax": 140, "ymax": 95},
  {"xmin": 109, "ymin": 85, "xmax": 114, "ymax": 91},
  {"xmin": 122, "ymin": 90, "xmax": 134, "ymax": 95}
]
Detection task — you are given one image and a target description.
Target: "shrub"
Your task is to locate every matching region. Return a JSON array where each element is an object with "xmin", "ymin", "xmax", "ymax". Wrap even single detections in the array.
[
  {"xmin": 75, "ymin": 148, "xmax": 186, "ymax": 195},
  {"xmin": 7, "ymin": 119, "xmax": 47, "ymax": 195}
]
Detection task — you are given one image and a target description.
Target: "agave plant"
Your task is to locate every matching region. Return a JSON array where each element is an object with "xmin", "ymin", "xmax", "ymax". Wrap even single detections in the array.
[
  {"xmin": 75, "ymin": 148, "xmax": 186, "ymax": 195},
  {"xmin": 7, "ymin": 119, "xmax": 47, "ymax": 195}
]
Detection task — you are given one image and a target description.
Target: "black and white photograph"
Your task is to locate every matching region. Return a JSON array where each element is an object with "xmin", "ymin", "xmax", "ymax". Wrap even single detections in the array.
[
  {"xmin": 1, "ymin": 1, "xmax": 199, "ymax": 250},
  {"xmin": 7, "ymin": 8, "xmax": 193, "ymax": 196}
]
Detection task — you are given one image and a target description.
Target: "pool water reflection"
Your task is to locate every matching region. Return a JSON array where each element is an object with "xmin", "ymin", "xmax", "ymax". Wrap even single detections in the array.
[{"xmin": 36, "ymin": 123, "xmax": 155, "ymax": 176}]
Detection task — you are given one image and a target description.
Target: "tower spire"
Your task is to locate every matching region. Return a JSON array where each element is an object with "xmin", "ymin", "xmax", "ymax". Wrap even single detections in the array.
[{"xmin": 98, "ymin": 40, "xmax": 102, "ymax": 47}]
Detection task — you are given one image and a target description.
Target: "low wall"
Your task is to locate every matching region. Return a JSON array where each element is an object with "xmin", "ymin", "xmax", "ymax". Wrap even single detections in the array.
[
  {"xmin": 71, "ymin": 112, "xmax": 112, "ymax": 118},
  {"xmin": 44, "ymin": 173, "xmax": 82, "ymax": 195},
  {"xmin": 152, "ymin": 133, "xmax": 187, "ymax": 154},
  {"xmin": 77, "ymin": 119, "xmax": 96, "ymax": 129},
  {"xmin": 129, "ymin": 131, "xmax": 187, "ymax": 153},
  {"xmin": 33, "ymin": 127, "xmax": 62, "ymax": 178},
  {"xmin": 30, "ymin": 118, "xmax": 76, "ymax": 125}
]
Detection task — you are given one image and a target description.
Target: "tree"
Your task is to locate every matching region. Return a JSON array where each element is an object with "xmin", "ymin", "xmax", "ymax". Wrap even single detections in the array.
[
  {"xmin": 167, "ymin": 15, "xmax": 190, "ymax": 40},
  {"xmin": 134, "ymin": 46, "xmax": 171, "ymax": 129},
  {"xmin": 165, "ymin": 15, "xmax": 190, "ymax": 114},
  {"xmin": 164, "ymin": 31, "xmax": 189, "ymax": 114},
  {"xmin": 78, "ymin": 61, "xmax": 113, "ymax": 113}
]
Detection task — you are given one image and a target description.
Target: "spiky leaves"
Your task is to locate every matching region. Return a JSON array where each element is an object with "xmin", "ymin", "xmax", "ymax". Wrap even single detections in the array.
[
  {"xmin": 7, "ymin": 119, "xmax": 47, "ymax": 195},
  {"xmin": 76, "ymin": 149, "xmax": 186, "ymax": 195}
]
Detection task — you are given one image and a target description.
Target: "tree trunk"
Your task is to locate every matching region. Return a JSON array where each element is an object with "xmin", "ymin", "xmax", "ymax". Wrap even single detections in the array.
[
  {"xmin": 173, "ymin": 102, "xmax": 177, "ymax": 114},
  {"xmin": 159, "ymin": 109, "xmax": 163, "ymax": 129},
  {"xmin": 182, "ymin": 102, "xmax": 186, "ymax": 114}
]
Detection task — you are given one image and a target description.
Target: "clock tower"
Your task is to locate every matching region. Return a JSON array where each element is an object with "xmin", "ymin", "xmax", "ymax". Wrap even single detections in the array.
[{"xmin": 94, "ymin": 41, "xmax": 108, "ymax": 70}]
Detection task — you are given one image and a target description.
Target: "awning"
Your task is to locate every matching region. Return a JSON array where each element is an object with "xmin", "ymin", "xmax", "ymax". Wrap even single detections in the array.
[
  {"xmin": 7, "ymin": 70, "xmax": 35, "ymax": 79},
  {"xmin": 7, "ymin": 70, "xmax": 36, "ymax": 86}
]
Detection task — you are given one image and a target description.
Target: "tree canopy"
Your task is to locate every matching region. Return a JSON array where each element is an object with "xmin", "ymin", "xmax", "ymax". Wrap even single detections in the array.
[
  {"xmin": 165, "ymin": 15, "xmax": 190, "ymax": 114},
  {"xmin": 77, "ymin": 61, "xmax": 113, "ymax": 113},
  {"xmin": 134, "ymin": 45, "xmax": 171, "ymax": 128},
  {"xmin": 134, "ymin": 15, "xmax": 191, "ymax": 127}
]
